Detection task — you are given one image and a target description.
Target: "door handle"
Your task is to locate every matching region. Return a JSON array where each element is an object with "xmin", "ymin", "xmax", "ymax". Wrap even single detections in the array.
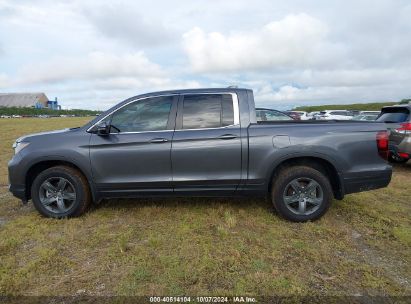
[
  {"xmin": 150, "ymin": 138, "xmax": 168, "ymax": 143},
  {"xmin": 218, "ymin": 134, "xmax": 237, "ymax": 140}
]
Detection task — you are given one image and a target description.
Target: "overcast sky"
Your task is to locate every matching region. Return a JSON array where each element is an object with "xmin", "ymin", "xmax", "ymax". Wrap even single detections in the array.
[{"xmin": 0, "ymin": 0, "xmax": 410, "ymax": 110}]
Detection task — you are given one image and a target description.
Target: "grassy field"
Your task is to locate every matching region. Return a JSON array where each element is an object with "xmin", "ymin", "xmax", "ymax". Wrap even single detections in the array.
[{"xmin": 0, "ymin": 118, "xmax": 410, "ymax": 297}]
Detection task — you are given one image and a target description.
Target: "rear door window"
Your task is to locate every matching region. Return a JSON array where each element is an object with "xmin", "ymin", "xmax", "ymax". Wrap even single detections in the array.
[
  {"xmin": 377, "ymin": 108, "xmax": 410, "ymax": 123},
  {"xmin": 182, "ymin": 94, "xmax": 235, "ymax": 129}
]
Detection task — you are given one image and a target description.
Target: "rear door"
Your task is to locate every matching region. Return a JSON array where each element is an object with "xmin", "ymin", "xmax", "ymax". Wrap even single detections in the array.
[{"xmin": 171, "ymin": 93, "xmax": 242, "ymax": 195}]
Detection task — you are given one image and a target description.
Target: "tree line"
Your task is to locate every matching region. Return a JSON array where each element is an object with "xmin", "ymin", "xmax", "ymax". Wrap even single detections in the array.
[
  {"xmin": 0, "ymin": 107, "xmax": 100, "ymax": 116},
  {"xmin": 293, "ymin": 99, "xmax": 410, "ymax": 112}
]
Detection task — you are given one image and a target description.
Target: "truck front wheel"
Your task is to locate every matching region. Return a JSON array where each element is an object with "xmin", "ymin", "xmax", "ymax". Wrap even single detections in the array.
[
  {"xmin": 271, "ymin": 166, "xmax": 333, "ymax": 222},
  {"xmin": 31, "ymin": 166, "xmax": 91, "ymax": 218}
]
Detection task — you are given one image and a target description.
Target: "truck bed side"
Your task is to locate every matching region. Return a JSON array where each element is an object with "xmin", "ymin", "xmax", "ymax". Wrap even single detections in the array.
[{"xmin": 242, "ymin": 121, "xmax": 392, "ymax": 198}]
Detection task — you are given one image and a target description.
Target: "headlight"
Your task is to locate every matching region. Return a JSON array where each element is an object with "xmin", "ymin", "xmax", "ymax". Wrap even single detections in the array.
[{"xmin": 12, "ymin": 141, "xmax": 30, "ymax": 155}]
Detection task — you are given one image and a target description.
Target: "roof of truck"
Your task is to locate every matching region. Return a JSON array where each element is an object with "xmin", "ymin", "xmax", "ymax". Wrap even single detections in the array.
[
  {"xmin": 129, "ymin": 87, "xmax": 253, "ymax": 98},
  {"xmin": 83, "ymin": 88, "xmax": 253, "ymax": 130}
]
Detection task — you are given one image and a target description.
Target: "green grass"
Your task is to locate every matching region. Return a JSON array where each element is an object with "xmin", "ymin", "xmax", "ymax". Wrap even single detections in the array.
[
  {"xmin": 0, "ymin": 118, "xmax": 410, "ymax": 296},
  {"xmin": 293, "ymin": 102, "xmax": 398, "ymax": 112}
]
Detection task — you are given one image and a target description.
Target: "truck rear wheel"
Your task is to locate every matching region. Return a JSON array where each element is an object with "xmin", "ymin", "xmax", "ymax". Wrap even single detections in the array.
[
  {"xmin": 31, "ymin": 166, "xmax": 91, "ymax": 218},
  {"xmin": 271, "ymin": 166, "xmax": 333, "ymax": 222}
]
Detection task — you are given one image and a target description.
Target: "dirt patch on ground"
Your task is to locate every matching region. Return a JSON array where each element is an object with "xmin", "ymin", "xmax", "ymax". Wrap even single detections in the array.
[
  {"xmin": 349, "ymin": 226, "xmax": 411, "ymax": 292},
  {"xmin": 0, "ymin": 217, "xmax": 7, "ymax": 227}
]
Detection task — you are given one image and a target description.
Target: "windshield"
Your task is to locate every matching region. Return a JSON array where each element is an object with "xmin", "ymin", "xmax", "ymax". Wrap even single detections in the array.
[{"xmin": 377, "ymin": 108, "xmax": 409, "ymax": 123}]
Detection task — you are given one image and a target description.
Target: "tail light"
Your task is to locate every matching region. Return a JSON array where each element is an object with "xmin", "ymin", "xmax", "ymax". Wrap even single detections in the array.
[
  {"xmin": 376, "ymin": 130, "xmax": 389, "ymax": 160},
  {"xmin": 396, "ymin": 123, "xmax": 411, "ymax": 134}
]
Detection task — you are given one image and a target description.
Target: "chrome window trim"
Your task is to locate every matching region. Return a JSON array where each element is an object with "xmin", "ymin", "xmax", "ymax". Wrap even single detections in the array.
[
  {"xmin": 232, "ymin": 93, "xmax": 240, "ymax": 126},
  {"xmin": 87, "ymin": 92, "xmax": 240, "ymax": 134},
  {"xmin": 174, "ymin": 124, "xmax": 239, "ymax": 132}
]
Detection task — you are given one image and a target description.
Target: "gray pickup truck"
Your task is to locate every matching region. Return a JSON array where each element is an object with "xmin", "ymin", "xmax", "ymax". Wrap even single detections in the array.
[{"xmin": 8, "ymin": 88, "xmax": 392, "ymax": 222}]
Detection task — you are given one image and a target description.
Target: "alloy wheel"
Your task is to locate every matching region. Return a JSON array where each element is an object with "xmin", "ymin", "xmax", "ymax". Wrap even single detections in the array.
[
  {"xmin": 38, "ymin": 177, "xmax": 76, "ymax": 214},
  {"xmin": 282, "ymin": 177, "xmax": 323, "ymax": 215}
]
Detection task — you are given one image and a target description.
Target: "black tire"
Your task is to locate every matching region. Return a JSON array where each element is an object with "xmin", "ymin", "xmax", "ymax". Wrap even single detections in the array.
[
  {"xmin": 271, "ymin": 166, "xmax": 333, "ymax": 222},
  {"xmin": 31, "ymin": 166, "xmax": 91, "ymax": 218},
  {"xmin": 388, "ymin": 154, "xmax": 409, "ymax": 164}
]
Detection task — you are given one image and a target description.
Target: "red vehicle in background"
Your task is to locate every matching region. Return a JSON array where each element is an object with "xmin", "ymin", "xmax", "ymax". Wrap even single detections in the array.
[{"xmin": 285, "ymin": 111, "xmax": 302, "ymax": 120}]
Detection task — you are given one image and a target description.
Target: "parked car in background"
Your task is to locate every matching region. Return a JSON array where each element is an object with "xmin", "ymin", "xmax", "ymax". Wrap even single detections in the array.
[
  {"xmin": 361, "ymin": 111, "xmax": 380, "ymax": 116},
  {"xmin": 284, "ymin": 111, "xmax": 301, "ymax": 120},
  {"xmin": 256, "ymin": 108, "xmax": 294, "ymax": 121},
  {"xmin": 285, "ymin": 111, "xmax": 309, "ymax": 120},
  {"xmin": 317, "ymin": 110, "xmax": 354, "ymax": 120},
  {"xmin": 292, "ymin": 111, "xmax": 309, "ymax": 120},
  {"xmin": 352, "ymin": 114, "xmax": 379, "ymax": 121},
  {"xmin": 307, "ymin": 111, "xmax": 320, "ymax": 120},
  {"xmin": 377, "ymin": 105, "xmax": 411, "ymax": 163}
]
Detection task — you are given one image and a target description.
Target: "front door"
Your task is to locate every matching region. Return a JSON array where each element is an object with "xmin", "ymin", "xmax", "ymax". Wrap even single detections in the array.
[{"xmin": 89, "ymin": 95, "xmax": 178, "ymax": 196}]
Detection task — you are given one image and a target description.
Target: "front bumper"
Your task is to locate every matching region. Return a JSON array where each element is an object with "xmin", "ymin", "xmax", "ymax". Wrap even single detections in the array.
[
  {"xmin": 9, "ymin": 184, "xmax": 26, "ymax": 200},
  {"xmin": 8, "ymin": 153, "xmax": 28, "ymax": 201}
]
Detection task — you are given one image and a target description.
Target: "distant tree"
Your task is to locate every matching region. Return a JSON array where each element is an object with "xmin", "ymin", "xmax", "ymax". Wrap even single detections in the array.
[
  {"xmin": 293, "ymin": 102, "xmax": 397, "ymax": 112},
  {"xmin": 399, "ymin": 99, "xmax": 411, "ymax": 104}
]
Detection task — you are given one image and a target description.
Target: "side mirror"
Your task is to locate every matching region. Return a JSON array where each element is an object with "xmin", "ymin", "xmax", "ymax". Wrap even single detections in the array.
[{"xmin": 96, "ymin": 121, "xmax": 110, "ymax": 136}]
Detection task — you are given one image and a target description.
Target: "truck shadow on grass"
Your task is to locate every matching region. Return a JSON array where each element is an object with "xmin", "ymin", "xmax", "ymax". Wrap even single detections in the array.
[
  {"xmin": 93, "ymin": 196, "xmax": 275, "ymax": 215},
  {"xmin": 91, "ymin": 162, "xmax": 410, "ymax": 216}
]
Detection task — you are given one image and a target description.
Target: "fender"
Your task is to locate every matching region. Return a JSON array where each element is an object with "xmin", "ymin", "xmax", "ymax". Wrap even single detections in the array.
[
  {"xmin": 24, "ymin": 154, "xmax": 97, "ymax": 201},
  {"xmin": 264, "ymin": 150, "xmax": 343, "ymax": 181}
]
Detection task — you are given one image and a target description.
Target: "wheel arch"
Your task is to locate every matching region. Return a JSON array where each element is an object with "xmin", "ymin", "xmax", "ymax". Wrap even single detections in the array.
[
  {"xmin": 267, "ymin": 155, "xmax": 344, "ymax": 200},
  {"xmin": 25, "ymin": 158, "xmax": 96, "ymax": 201}
]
